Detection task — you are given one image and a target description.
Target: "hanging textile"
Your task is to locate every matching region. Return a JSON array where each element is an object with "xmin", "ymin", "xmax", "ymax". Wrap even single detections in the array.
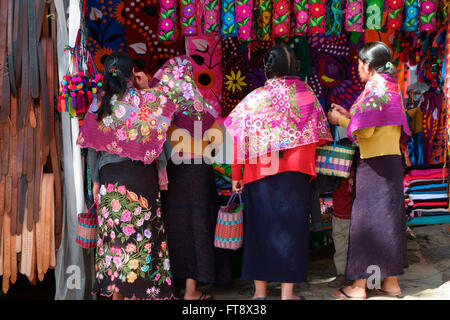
[
  {"xmin": 272, "ymin": 0, "xmax": 291, "ymax": 38},
  {"xmin": 307, "ymin": 33, "xmax": 365, "ymax": 112},
  {"xmin": 288, "ymin": 36, "xmax": 313, "ymax": 80},
  {"xmin": 186, "ymin": 36, "xmax": 223, "ymax": 114},
  {"xmin": 123, "ymin": 0, "xmax": 185, "ymax": 76},
  {"xmin": 419, "ymin": 0, "xmax": 438, "ymax": 31},
  {"xmin": 256, "ymin": 0, "xmax": 272, "ymax": 40},
  {"xmin": 202, "ymin": 0, "xmax": 221, "ymax": 34},
  {"xmin": 308, "ymin": 0, "xmax": 326, "ymax": 34},
  {"xmin": 180, "ymin": 0, "xmax": 198, "ymax": 36},
  {"xmin": 221, "ymin": 0, "xmax": 238, "ymax": 37},
  {"xmin": 236, "ymin": 0, "xmax": 254, "ymax": 41},
  {"xmin": 364, "ymin": 0, "xmax": 383, "ymax": 30},
  {"xmin": 87, "ymin": 0, "xmax": 127, "ymax": 71},
  {"xmin": 403, "ymin": 0, "xmax": 419, "ymax": 31},
  {"xmin": 386, "ymin": 0, "xmax": 405, "ymax": 30},
  {"xmin": 221, "ymin": 38, "xmax": 250, "ymax": 117},
  {"xmin": 422, "ymin": 92, "xmax": 444, "ymax": 164},
  {"xmin": 437, "ymin": 0, "xmax": 449, "ymax": 26},
  {"xmin": 293, "ymin": 0, "xmax": 309, "ymax": 35},
  {"xmin": 158, "ymin": 0, "xmax": 177, "ymax": 41},
  {"xmin": 345, "ymin": 0, "xmax": 364, "ymax": 32},
  {"xmin": 430, "ymin": 99, "xmax": 447, "ymax": 165},
  {"xmin": 248, "ymin": 41, "xmax": 272, "ymax": 91},
  {"xmin": 325, "ymin": 0, "xmax": 342, "ymax": 35}
]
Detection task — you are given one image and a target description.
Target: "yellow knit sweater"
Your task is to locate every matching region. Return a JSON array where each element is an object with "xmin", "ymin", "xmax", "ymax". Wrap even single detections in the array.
[{"xmin": 338, "ymin": 117, "xmax": 401, "ymax": 159}]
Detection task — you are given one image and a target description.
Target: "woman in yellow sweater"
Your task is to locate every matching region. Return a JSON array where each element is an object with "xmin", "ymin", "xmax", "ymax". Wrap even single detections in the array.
[{"xmin": 328, "ymin": 42, "xmax": 411, "ymax": 300}]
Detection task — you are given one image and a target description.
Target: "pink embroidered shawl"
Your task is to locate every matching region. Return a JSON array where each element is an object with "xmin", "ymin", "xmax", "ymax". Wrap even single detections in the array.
[
  {"xmin": 348, "ymin": 73, "xmax": 411, "ymax": 143},
  {"xmin": 224, "ymin": 76, "xmax": 332, "ymax": 160},
  {"xmin": 77, "ymin": 86, "xmax": 177, "ymax": 164}
]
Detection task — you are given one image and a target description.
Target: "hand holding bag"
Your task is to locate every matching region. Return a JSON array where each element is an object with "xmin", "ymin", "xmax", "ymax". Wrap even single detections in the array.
[
  {"xmin": 315, "ymin": 125, "xmax": 355, "ymax": 178},
  {"xmin": 76, "ymin": 201, "xmax": 98, "ymax": 249},
  {"xmin": 214, "ymin": 193, "xmax": 244, "ymax": 250}
]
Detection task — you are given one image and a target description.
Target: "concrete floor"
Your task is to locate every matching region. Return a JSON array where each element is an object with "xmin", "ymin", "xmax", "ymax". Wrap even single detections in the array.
[{"xmin": 205, "ymin": 223, "xmax": 450, "ymax": 300}]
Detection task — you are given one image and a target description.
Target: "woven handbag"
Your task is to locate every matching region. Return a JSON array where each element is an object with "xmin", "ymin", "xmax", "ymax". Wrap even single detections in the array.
[
  {"xmin": 316, "ymin": 126, "xmax": 355, "ymax": 178},
  {"xmin": 214, "ymin": 193, "xmax": 244, "ymax": 250},
  {"xmin": 76, "ymin": 201, "xmax": 98, "ymax": 249}
]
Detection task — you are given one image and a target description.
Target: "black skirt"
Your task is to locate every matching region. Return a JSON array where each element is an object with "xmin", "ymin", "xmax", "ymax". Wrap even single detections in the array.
[
  {"xmin": 241, "ymin": 171, "xmax": 311, "ymax": 283},
  {"xmin": 161, "ymin": 161, "xmax": 232, "ymax": 285}
]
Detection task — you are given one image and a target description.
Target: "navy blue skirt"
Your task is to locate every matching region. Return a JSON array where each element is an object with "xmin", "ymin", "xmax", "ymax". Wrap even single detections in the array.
[{"xmin": 241, "ymin": 171, "xmax": 311, "ymax": 283}]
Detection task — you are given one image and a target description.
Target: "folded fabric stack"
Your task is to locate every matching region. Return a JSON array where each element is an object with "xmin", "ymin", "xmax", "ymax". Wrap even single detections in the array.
[{"xmin": 404, "ymin": 168, "xmax": 449, "ymax": 220}]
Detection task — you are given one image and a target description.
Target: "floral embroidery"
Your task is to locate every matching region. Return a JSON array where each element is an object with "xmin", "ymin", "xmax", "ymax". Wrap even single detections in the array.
[
  {"xmin": 235, "ymin": 0, "xmax": 254, "ymax": 41},
  {"xmin": 221, "ymin": 0, "xmax": 238, "ymax": 37},
  {"xmin": 350, "ymin": 74, "xmax": 393, "ymax": 115},
  {"xmin": 294, "ymin": 0, "xmax": 309, "ymax": 35},
  {"xmin": 158, "ymin": 0, "xmax": 177, "ymax": 41},
  {"xmin": 403, "ymin": 0, "xmax": 419, "ymax": 31},
  {"xmin": 180, "ymin": 0, "xmax": 198, "ymax": 36},
  {"xmin": 256, "ymin": 0, "xmax": 272, "ymax": 40},
  {"xmin": 345, "ymin": 0, "xmax": 364, "ymax": 32},
  {"xmin": 419, "ymin": 0, "xmax": 437, "ymax": 31},
  {"xmin": 325, "ymin": 0, "xmax": 342, "ymax": 35},
  {"xmin": 95, "ymin": 183, "xmax": 173, "ymax": 298},
  {"xmin": 308, "ymin": 0, "xmax": 326, "ymax": 34},
  {"xmin": 272, "ymin": 0, "xmax": 291, "ymax": 38},
  {"xmin": 203, "ymin": 0, "xmax": 220, "ymax": 33},
  {"xmin": 385, "ymin": 0, "xmax": 404, "ymax": 29},
  {"xmin": 225, "ymin": 70, "xmax": 247, "ymax": 93},
  {"xmin": 225, "ymin": 77, "xmax": 332, "ymax": 160}
]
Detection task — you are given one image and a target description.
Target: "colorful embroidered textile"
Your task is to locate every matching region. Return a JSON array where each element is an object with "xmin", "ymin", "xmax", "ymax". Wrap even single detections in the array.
[
  {"xmin": 221, "ymin": 0, "xmax": 238, "ymax": 37},
  {"xmin": 325, "ymin": 0, "xmax": 342, "ymax": 35},
  {"xmin": 224, "ymin": 76, "xmax": 332, "ymax": 160},
  {"xmin": 403, "ymin": 0, "xmax": 419, "ymax": 31},
  {"xmin": 248, "ymin": 41, "xmax": 272, "ymax": 92},
  {"xmin": 446, "ymin": 22, "xmax": 450, "ymax": 158},
  {"xmin": 202, "ymin": 0, "xmax": 221, "ymax": 34},
  {"xmin": 235, "ymin": 0, "xmax": 254, "ymax": 41},
  {"xmin": 87, "ymin": 0, "xmax": 127, "ymax": 71},
  {"xmin": 221, "ymin": 38, "xmax": 250, "ymax": 117},
  {"xmin": 347, "ymin": 73, "xmax": 411, "ymax": 143},
  {"xmin": 150, "ymin": 56, "xmax": 217, "ymax": 136},
  {"xmin": 307, "ymin": 33, "xmax": 365, "ymax": 112},
  {"xmin": 386, "ymin": 0, "xmax": 405, "ymax": 29},
  {"xmin": 158, "ymin": 0, "xmax": 177, "ymax": 41},
  {"xmin": 123, "ymin": 0, "xmax": 185, "ymax": 76},
  {"xmin": 186, "ymin": 36, "xmax": 223, "ymax": 115},
  {"xmin": 422, "ymin": 92, "xmax": 444, "ymax": 164},
  {"xmin": 256, "ymin": 0, "xmax": 272, "ymax": 40},
  {"xmin": 419, "ymin": 0, "xmax": 437, "ymax": 31},
  {"xmin": 430, "ymin": 99, "xmax": 446, "ymax": 165},
  {"xmin": 272, "ymin": 0, "xmax": 291, "ymax": 38},
  {"xmin": 308, "ymin": 0, "xmax": 326, "ymax": 34},
  {"xmin": 345, "ymin": 0, "xmax": 364, "ymax": 32},
  {"xmin": 437, "ymin": 0, "xmax": 449, "ymax": 26},
  {"xmin": 180, "ymin": 0, "xmax": 198, "ymax": 36},
  {"xmin": 77, "ymin": 86, "xmax": 178, "ymax": 165},
  {"xmin": 364, "ymin": 0, "xmax": 383, "ymax": 30},
  {"xmin": 293, "ymin": 0, "xmax": 309, "ymax": 35}
]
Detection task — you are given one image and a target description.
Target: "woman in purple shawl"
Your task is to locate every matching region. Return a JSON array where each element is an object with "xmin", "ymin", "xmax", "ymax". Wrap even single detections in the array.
[{"xmin": 328, "ymin": 42, "xmax": 411, "ymax": 300}]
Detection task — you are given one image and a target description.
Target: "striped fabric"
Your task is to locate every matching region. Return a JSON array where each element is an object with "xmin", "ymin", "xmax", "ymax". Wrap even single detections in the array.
[
  {"xmin": 76, "ymin": 211, "xmax": 98, "ymax": 249},
  {"xmin": 315, "ymin": 144, "xmax": 355, "ymax": 178},
  {"xmin": 214, "ymin": 200, "xmax": 243, "ymax": 250}
]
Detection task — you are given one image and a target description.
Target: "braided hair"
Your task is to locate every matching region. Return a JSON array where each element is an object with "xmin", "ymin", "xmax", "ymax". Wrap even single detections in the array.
[
  {"xmin": 358, "ymin": 41, "xmax": 396, "ymax": 75},
  {"xmin": 263, "ymin": 44, "xmax": 299, "ymax": 79},
  {"xmin": 95, "ymin": 52, "xmax": 134, "ymax": 121}
]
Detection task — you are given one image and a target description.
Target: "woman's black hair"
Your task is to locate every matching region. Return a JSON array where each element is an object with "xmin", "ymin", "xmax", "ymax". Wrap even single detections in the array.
[
  {"xmin": 358, "ymin": 41, "xmax": 396, "ymax": 75},
  {"xmin": 263, "ymin": 44, "xmax": 299, "ymax": 79},
  {"xmin": 96, "ymin": 52, "xmax": 134, "ymax": 121}
]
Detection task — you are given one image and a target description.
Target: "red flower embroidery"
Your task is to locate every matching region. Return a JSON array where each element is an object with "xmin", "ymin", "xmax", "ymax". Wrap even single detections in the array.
[{"xmin": 309, "ymin": 3, "xmax": 326, "ymax": 18}]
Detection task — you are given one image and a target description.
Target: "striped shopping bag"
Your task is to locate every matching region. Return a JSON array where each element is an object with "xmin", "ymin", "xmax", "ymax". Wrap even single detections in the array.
[
  {"xmin": 316, "ymin": 126, "xmax": 355, "ymax": 178},
  {"xmin": 76, "ymin": 201, "xmax": 98, "ymax": 249},
  {"xmin": 214, "ymin": 193, "xmax": 244, "ymax": 250}
]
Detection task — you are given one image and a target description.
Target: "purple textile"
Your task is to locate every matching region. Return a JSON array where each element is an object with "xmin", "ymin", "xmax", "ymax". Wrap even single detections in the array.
[
  {"xmin": 345, "ymin": 155, "xmax": 408, "ymax": 281},
  {"xmin": 347, "ymin": 73, "xmax": 411, "ymax": 143}
]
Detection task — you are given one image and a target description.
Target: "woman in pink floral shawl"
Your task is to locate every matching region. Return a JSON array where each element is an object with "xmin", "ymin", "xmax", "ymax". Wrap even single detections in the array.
[
  {"xmin": 225, "ymin": 44, "xmax": 332, "ymax": 300},
  {"xmin": 328, "ymin": 42, "xmax": 411, "ymax": 300}
]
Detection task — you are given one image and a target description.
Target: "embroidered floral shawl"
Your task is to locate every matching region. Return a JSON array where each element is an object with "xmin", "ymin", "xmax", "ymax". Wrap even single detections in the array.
[
  {"xmin": 77, "ymin": 87, "xmax": 178, "ymax": 164},
  {"xmin": 224, "ymin": 76, "xmax": 332, "ymax": 160},
  {"xmin": 347, "ymin": 73, "xmax": 411, "ymax": 143},
  {"xmin": 149, "ymin": 55, "xmax": 217, "ymax": 136}
]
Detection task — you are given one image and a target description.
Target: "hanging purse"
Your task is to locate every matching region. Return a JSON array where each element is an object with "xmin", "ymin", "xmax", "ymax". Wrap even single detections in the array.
[
  {"xmin": 214, "ymin": 192, "xmax": 244, "ymax": 250},
  {"xmin": 76, "ymin": 201, "xmax": 98, "ymax": 249},
  {"xmin": 315, "ymin": 125, "xmax": 355, "ymax": 178}
]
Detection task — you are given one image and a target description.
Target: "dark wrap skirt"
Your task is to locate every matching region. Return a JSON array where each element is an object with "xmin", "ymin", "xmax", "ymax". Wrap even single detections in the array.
[{"xmin": 344, "ymin": 155, "xmax": 408, "ymax": 281}]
